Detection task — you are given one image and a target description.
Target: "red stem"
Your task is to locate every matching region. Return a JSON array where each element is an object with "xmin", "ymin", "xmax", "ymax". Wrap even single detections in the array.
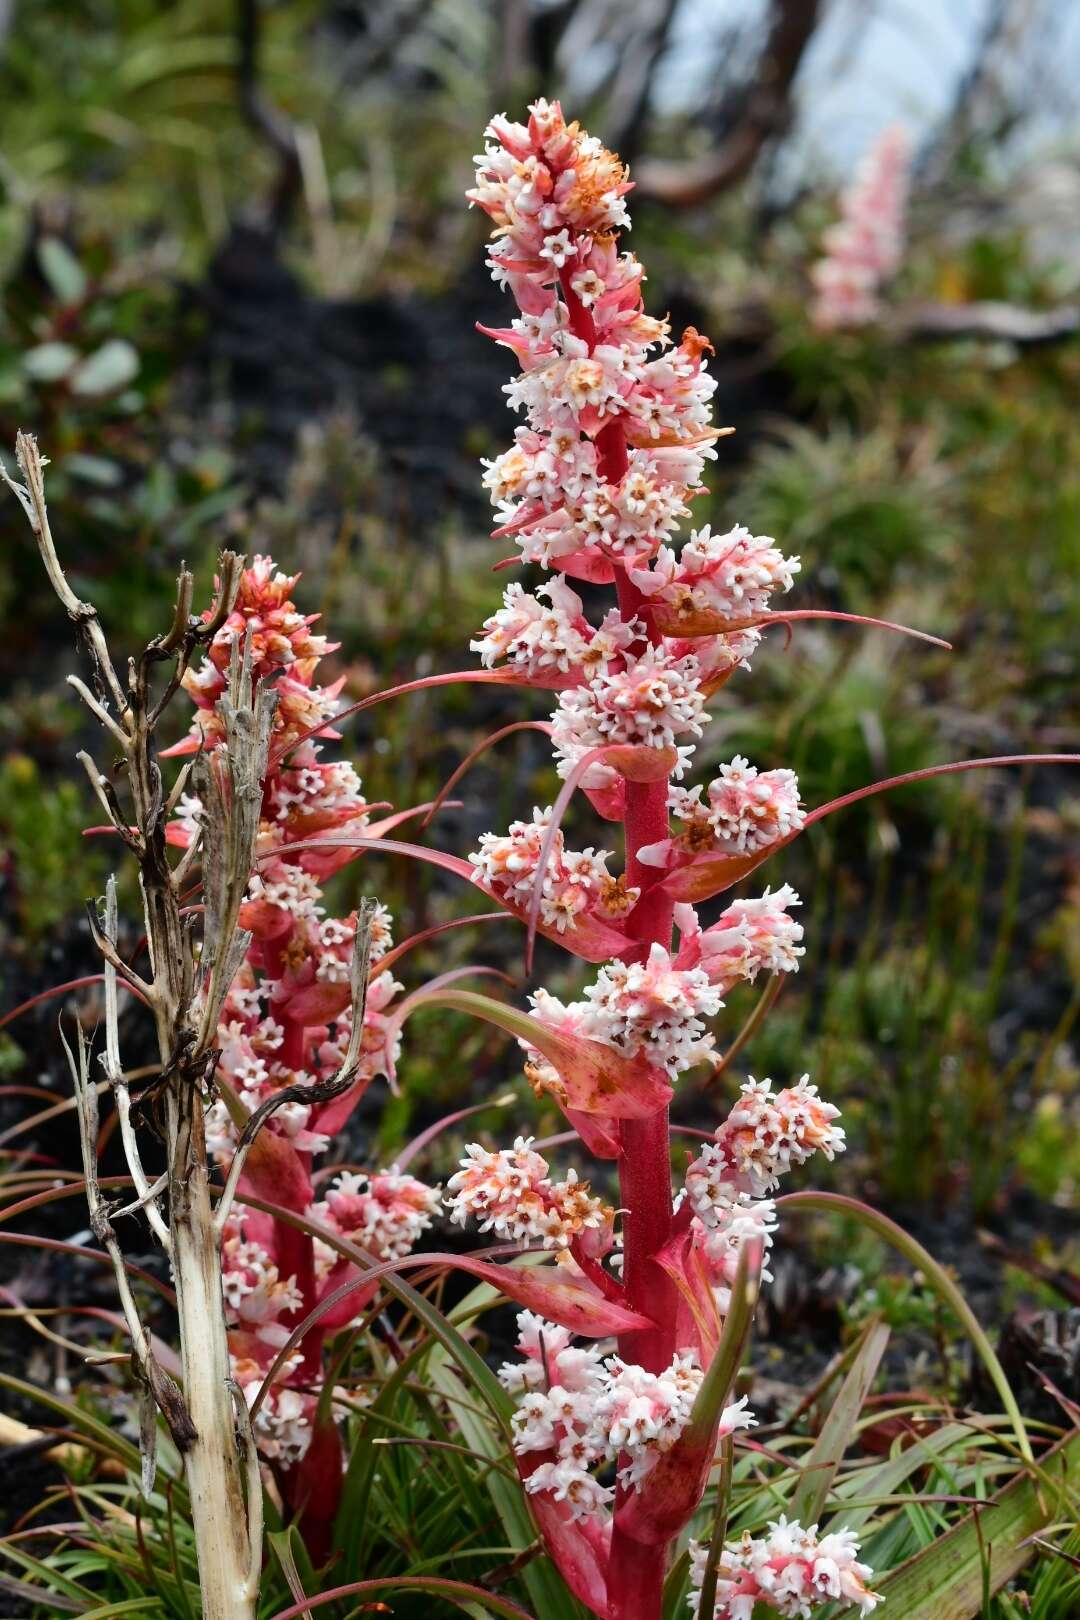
[
  {"xmin": 599, "ymin": 400, "xmax": 680, "ymax": 1616},
  {"xmin": 557, "ymin": 259, "xmax": 692, "ymax": 1614}
]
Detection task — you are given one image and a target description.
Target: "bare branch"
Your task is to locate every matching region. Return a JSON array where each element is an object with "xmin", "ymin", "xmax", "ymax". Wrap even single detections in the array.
[
  {"xmin": 111, "ymin": 1170, "xmax": 169, "ymax": 1222},
  {"xmin": 27, "ymin": 433, "xmax": 257, "ymax": 1613},
  {"xmin": 3, "ymin": 433, "xmax": 128, "ymax": 716},
  {"xmin": 888, "ymin": 300, "xmax": 1080, "ymax": 347},
  {"xmin": 198, "ymin": 550, "xmax": 244, "ymax": 644},
  {"xmin": 85, "ymin": 899, "xmax": 153, "ymax": 1000},
  {"xmin": 96, "ymin": 876, "xmax": 172, "ymax": 1249},
  {"xmin": 165, "ymin": 757, "xmax": 197, "ymax": 817},
  {"xmin": 156, "ymin": 566, "xmax": 195, "ymax": 657},
  {"xmin": 632, "ymin": 0, "xmax": 821, "ymax": 208},
  {"xmin": 67, "ymin": 675, "xmax": 130, "ymax": 752},
  {"xmin": 74, "ymin": 750, "xmax": 136, "ymax": 847},
  {"xmin": 60, "ymin": 1018, "xmax": 195, "ymax": 1483}
]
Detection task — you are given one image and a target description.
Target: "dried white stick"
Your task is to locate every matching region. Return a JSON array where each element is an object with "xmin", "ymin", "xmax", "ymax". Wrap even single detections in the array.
[{"xmin": 7, "ymin": 434, "xmax": 259, "ymax": 1620}]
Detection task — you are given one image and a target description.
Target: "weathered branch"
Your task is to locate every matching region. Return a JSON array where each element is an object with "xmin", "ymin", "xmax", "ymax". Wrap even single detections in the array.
[
  {"xmin": 60, "ymin": 1018, "xmax": 195, "ymax": 1491},
  {"xmin": 2, "ymin": 433, "xmax": 128, "ymax": 717},
  {"xmin": 5, "ymin": 434, "xmax": 259, "ymax": 1620},
  {"xmin": 98, "ymin": 875, "xmax": 171, "ymax": 1249},
  {"xmin": 888, "ymin": 299, "xmax": 1080, "ymax": 347},
  {"xmin": 631, "ymin": 0, "xmax": 821, "ymax": 208}
]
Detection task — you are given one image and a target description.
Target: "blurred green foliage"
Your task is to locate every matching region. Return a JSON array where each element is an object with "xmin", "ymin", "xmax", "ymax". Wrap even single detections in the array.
[{"xmin": 0, "ymin": 751, "xmax": 106, "ymax": 943}]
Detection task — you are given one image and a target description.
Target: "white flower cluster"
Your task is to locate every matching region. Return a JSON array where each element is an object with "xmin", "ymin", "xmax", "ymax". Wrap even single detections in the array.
[
  {"xmin": 695, "ymin": 887, "xmax": 806, "ymax": 984},
  {"xmin": 445, "ymin": 1138, "xmax": 613, "ymax": 1251},
  {"xmin": 529, "ymin": 941, "xmax": 723, "ymax": 1082},
  {"xmin": 221, "ymin": 1226, "xmax": 303, "ymax": 1326},
  {"xmin": 669, "ymin": 757, "xmax": 805, "ymax": 855},
  {"xmin": 504, "ymin": 334, "xmax": 636, "ymax": 436},
  {"xmin": 245, "ymin": 1382, "xmax": 313, "ymax": 1466},
  {"xmin": 267, "ymin": 754, "xmax": 371, "ymax": 832},
  {"xmin": 633, "ymin": 524, "xmax": 800, "ymax": 625},
  {"xmin": 470, "ymin": 807, "xmax": 634, "ymax": 932},
  {"xmin": 500, "ymin": 1313, "xmax": 755, "ymax": 1517},
  {"xmin": 582, "ymin": 944, "xmax": 722, "ymax": 1077},
  {"xmin": 471, "ymin": 578, "xmax": 590, "ymax": 675},
  {"xmin": 688, "ymin": 1516, "xmax": 881, "ymax": 1618},
  {"xmin": 673, "ymin": 625, "xmax": 763, "ymax": 685},
  {"xmin": 313, "ymin": 1169, "xmax": 440, "ymax": 1267},
  {"xmin": 469, "ymin": 101, "xmax": 632, "ymax": 251},
  {"xmin": 551, "ymin": 644, "xmax": 705, "ymax": 790},
  {"xmin": 246, "ymin": 863, "xmax": 325, "ymax": 924},
  {"xmin": 691, "ymin": 1077, "xmax": 846, "ymax": 1202},
  {"xmin": 690, "ymin": 1194, "xmax": 779, "ymax": 1315}
]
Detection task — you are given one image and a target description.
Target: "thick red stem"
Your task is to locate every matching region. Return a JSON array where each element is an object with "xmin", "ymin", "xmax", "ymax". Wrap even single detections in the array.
[
  {"xmin": 608, "ymin": 429, "xmax": 682, "ymax": 1616},
  {"xmin": 611, "ymin": 528, "xmax": 678, "ymax": 1374},
  {"xmin": 564, "ymin": 257, "xmax": 684, "ymax": 1616},
  {"xmin": 606, "ymin": 1537, "xmax": 666, "ymax": 1620}
]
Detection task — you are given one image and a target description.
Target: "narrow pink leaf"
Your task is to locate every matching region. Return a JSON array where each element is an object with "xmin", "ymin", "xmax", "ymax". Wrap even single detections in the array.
[
  {"xmin": 250, "ymin": 1246, "xmax": 653, "ymax": 1415},
  {"xmin": 0, "ymin": 975, "xmax": 149, "ymax": 1030},
  {"xmin": 648, "ymin": 604, "xmax": 952, "ymax": 649},
  {"xmin": 267, "ymin": 667, "xmax": 524, "ymax": 769},
  {"xmin": 519, "ymin": 1457, "xmax": 612, "ymax": 1616},
  {"xmin": 658, "ymin": 753, "xmax": 1080, "ymax": 905},
  {"xmin": 402, "ymin": 987, "xmax": 672, "ymax": 1119},
  {"xmin": 364, "ymin": 798, "xmax": 462, "ymax": 837},
  {"xmin": 421, "ymin": 719, "xmax": 555, "ymax": 830},
  {"xmin": 394, "ymin": 1094, "xmax": 517, "ymax": 1170},
  {"xmin": 378, "ymin": 911, "xmax": 508, "ymax": 977},
  {"xmin": 806, "ymin": 753, "xmax": 1080, "ymax": 826}
]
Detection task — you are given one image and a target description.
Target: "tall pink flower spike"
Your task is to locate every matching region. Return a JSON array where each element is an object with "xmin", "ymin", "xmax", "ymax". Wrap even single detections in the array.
[
  {"xmin": 810, "ymin": 122, "xmax": 911, "ymax": 330},
  {"xmin": 462, "ymin": 99, "xmax": 870, "ymax": 1620}
]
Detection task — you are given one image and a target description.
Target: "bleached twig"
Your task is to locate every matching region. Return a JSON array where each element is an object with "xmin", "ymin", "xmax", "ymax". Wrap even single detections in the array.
[{"xmin": 6, "ymin": 433, "xmax": 261, "ymax": 1620}]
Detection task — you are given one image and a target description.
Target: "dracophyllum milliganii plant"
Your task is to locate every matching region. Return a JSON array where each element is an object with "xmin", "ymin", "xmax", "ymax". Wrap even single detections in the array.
[
  {"xmin": 162, "ymin": 558, "xmax": 442, "ymax": 1560},
  {"xmin": 0, "ymin": 466, "xmax": 444, "ymax": 1599},
  {"xmin": 449, "ymin": 102, "xmax": 1073, "ymax": 1619},
  {"xmin": 445, "ymin": 100, "xmax": 877, "ymax": 1620},
  {"xmin": 9, "ymin": 97, "xmax": 1077, "ymax": 1620}
]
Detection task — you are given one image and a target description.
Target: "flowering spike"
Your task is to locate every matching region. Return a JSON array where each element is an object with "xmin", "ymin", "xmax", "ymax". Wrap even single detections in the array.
[
  {"xmin": 811, "ymin": 122, "xmax": 911, "ymax": 331},
  {"xmin": 171, "ymin": 558, "xmax": 441, "ymax": 1548},
  {"xmin": 689, "ymin": 1518, "xmax": 882, "ymax": 1616},
  {"xmin": 464, "ymin": 99, "xmax": 869, "ymax": 1612}
]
